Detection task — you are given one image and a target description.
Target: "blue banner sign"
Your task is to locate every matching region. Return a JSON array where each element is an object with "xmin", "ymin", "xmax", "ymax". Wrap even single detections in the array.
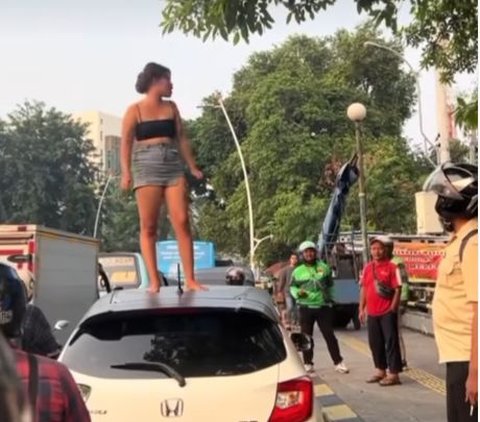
[{"xmin": 156, "ymin": 241, "xmax": 216, "ymax": 277}]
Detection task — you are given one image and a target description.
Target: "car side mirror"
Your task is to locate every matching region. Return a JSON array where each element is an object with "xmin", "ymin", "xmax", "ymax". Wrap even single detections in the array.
[
  {"xmin": 54, "ymin": 320, "xmax": 70, "ymax": 331},
  {"xmin": 290, "ymin": 332, "xmax": 313, "ymax": 352}
]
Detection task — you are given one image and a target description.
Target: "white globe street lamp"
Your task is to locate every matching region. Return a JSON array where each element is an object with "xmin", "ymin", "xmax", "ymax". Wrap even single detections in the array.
[
  {"xmin": 347, "ymin": 103, "xmax": 367, "ymax": 122},
  {"xmin": 347, "ymin": 102, "xmax": 369, "ymax": 263}
]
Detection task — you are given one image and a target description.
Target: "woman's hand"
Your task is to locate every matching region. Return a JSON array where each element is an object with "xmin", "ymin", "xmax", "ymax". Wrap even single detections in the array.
[
  {"xmin": 120, "ymin": 172, "xmax": 132, "ymax": 191},
  {"xmin": 190, "ymin": 167, "xmax": 204, "ymax": 180}
]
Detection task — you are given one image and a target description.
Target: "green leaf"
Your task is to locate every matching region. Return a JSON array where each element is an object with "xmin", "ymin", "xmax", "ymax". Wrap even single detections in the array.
[{"xmin": 233, "ymin": 31, "xmax": 241, "ymax": 45}]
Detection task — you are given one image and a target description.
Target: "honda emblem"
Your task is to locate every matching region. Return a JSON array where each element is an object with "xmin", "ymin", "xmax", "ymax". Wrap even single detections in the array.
[{"xmin": 160, "ymin": 398, "xmax": 184, "ymax": 418}]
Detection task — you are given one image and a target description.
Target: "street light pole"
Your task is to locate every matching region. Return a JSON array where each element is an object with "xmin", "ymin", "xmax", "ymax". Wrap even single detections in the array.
[
  {"xmin": 215, "ymin": 95, "xmax": 256, "ymax": 272},
  {"xmin": 93, "ymin": 173, "xmax": 115, "ymax": 239},
  {"xmin": 364, "ymin": 41, "xmax": 437, "ymax": 167},
  {"xmin": 347, "ymin": 103, "xmax": 369, "ymax": 264},
  {"xmin": 253, "ymin": 234, "xmax": 274, "ymax": 255},
  {"xmin": 252, "ymin": 234, "xmax": 273, "ymax": 279}
]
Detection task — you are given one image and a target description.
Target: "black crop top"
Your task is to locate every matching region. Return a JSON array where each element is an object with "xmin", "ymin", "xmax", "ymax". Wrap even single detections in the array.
[
  {"xmin": 135, "ymin": 119, "xmax": 176, "ymax": 141},
  {"xmin": 135, "ymin": 105, "xmax": 176, "ymax": 141}
]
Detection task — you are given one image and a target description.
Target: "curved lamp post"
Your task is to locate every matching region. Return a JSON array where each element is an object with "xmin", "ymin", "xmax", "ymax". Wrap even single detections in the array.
[
  {"xmin": 252, "ymin": 234, "xmax": 274, "ymax": 279},
  {"xmin": 199, "ymin": 95, "xmax": 256, "ymax": 272},
  {"xmin": 93, "ymin": 174, "xmax": 118, "ymax": 239},
  {"xmin": 347, "ymin": 102, "xmax": 369, "ymax": 263}
]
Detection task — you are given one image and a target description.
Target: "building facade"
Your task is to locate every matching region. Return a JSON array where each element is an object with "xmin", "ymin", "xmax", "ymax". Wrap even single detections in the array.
[{"xmin": 73, "ymin": 111, "xmax": 122, "ymax": 176}]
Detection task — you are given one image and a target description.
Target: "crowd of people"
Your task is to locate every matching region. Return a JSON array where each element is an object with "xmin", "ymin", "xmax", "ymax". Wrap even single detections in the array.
[
  {"xmin": 0, "ymin": 161, "xmax": 477, "ymax": 422},
  {"xmin": 273, "ymin": 162, "xmax": 477, "ymax": 422}
]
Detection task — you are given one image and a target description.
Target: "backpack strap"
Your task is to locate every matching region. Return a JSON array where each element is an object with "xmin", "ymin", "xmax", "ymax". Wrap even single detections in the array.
[
  {"xmin": 27, "ymin": 353, "xmax": 39, "ymax": 414},
  {"xmin": 460, "ymin": 229, "xmax": 478, "ymax": 263}
]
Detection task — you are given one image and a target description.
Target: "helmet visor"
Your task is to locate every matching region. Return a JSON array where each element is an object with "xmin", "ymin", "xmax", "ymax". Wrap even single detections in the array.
[{"xmin": 423, "ymin": 164, "xmax": 464, "ymax": 200}]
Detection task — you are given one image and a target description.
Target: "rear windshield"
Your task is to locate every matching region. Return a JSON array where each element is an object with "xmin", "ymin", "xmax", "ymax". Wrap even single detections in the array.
[{"xmin": 62, "ymin": 309, "xmax": 286, "ymax": 379}]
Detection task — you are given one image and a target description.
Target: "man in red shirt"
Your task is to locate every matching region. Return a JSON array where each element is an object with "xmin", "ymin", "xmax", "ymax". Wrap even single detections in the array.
[
  {"xmin": 0, "ymin": 263, "xmax": 90, "ymax": 422},
  {"xmin": 359, "ymin": 236, "xmax": 402, "ymax": 386}
]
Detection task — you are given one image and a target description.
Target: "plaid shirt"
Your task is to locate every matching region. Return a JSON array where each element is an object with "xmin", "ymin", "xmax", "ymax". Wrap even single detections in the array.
[{"xmin": 14, "ymin": 348, "xmax": 90, "ymax": 422}]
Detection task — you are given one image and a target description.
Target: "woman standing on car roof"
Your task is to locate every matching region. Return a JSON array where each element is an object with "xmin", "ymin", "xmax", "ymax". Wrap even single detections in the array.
[{"xmin": 120, "ymin": 62, "xmax": 206, "ymax": 293}]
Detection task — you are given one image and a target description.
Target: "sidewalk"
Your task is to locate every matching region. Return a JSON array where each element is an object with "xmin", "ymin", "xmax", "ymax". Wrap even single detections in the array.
[{"xmin": 310, "ymin": 327, "xmax": 447, "ymax": 422}]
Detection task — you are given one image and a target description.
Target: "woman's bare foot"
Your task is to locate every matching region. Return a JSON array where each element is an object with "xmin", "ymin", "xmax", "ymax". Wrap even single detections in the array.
[
  {"xmin": 147, "ymin": 281, "xmax": 161, "ymax": 293},
  {"xmin": 185, "ymin": 280, "xmax": 208, "ymax": 291}
]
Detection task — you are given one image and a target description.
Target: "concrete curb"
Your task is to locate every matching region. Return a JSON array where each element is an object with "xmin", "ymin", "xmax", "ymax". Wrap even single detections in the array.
[{"xmin": 312, "ymin": 375, "xmax": 364, "ymax": 422}]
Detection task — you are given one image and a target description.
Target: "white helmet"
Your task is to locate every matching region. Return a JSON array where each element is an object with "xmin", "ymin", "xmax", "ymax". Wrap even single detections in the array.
[{"xmin": 298, "ymin": 241, "xmax": 317, "ymax": 253}]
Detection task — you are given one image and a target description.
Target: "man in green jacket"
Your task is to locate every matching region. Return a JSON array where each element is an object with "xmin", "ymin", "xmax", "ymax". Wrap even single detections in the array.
[{"xmin": 291, "ymin": 240, "xmax": 349, "ymax": 374}]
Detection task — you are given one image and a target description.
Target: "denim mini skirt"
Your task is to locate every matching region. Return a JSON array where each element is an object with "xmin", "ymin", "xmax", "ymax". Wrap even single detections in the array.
[{"xmin": 132, "ymin": 142, "xmax": 184, "ymax": 190}]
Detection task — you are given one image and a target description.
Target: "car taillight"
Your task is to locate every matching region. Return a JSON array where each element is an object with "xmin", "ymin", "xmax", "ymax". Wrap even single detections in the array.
[
  {"xmin": 269, "ymin": 377, "xmax": 313, "ymax": 422},
  {"xmin": 77, "ymin": 384, "xmax": 91, "ymax": 402}
]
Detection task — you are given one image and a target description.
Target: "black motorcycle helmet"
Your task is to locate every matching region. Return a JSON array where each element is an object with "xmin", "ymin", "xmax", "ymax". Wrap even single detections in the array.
[
  {"xmin": 225, "ymin": 267, "xmax": 246, "ymax": 286},
  {"xmin": 423, "ymin": 163, "xmax": 478, "ymax": 224},
  {"xmin": 0, "ymin": 264, "xmax": 27, "ymax": 339}
]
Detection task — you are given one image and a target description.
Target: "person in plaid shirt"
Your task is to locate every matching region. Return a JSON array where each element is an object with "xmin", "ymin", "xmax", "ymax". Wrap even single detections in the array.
[
  {"xmin": 0, "ymin": 263, "xmax": 90, "ymax": 422},
  {"xmin": 17, "ymin": 270, "xmax": 61, "ymax": 358}
]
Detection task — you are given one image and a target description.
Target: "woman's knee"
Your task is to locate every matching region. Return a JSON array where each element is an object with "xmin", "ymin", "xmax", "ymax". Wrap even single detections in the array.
[
  {"xmin": 171, "ymin": 212, "xmax": 190, "ymax": 232},
  {"xmin": 140, "ymin": 221, "xmax": 157, "ymax": 237}
]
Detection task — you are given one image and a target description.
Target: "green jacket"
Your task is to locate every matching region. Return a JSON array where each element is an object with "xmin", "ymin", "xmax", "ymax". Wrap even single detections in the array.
[
  {"xmin": 290, "ymin": 260, "xmax": 333, "ymax": 308},
  {"xmin": 391, "ymin": 255, "xmax": 410, "ymax": 302}
]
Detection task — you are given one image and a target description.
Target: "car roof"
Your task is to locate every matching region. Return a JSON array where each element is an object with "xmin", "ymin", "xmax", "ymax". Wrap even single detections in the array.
[{"xmin": 81, "ymin": 286, "xmax": 278, "ymax": 324}]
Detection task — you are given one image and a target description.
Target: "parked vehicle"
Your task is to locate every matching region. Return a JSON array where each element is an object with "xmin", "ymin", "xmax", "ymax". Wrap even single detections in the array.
[
  {"xmin": 59, "ymin": 286, "xmax": 321, "ymax": 422},
  {"xmin": 0, "ymin": 225, "xmax": 99, "ymax": 344},
  {"xmin": 98, "ymin": 252, "xmax": 149, "ymax": 292}
]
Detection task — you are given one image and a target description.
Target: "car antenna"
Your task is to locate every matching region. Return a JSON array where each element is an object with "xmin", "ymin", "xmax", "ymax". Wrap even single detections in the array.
[{"xmin": 177, "ymin": 263, "xmax": 183, "ymax": 295}]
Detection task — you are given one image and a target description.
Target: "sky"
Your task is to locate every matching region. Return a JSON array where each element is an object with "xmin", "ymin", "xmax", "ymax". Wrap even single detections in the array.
[{"xmin": 0, "ymin": 0, "xmax": 476, "ymax": 148}]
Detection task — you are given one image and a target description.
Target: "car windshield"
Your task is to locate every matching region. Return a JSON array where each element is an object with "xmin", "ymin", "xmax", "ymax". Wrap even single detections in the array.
[{"xmin": 62, "ymin": 308, "xmax": 286, "ymax": 379}]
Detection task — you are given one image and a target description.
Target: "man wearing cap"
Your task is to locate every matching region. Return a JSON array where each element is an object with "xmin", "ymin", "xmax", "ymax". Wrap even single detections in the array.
[
  {"xmin": 360, "ymin": 236, "xmax": 402, "ymax": 386},
  {"xmin": 290, "ymin": 240, "xmax": 349, "ymax": 374},
  {"xmin": 380, "ymin": 236, "xmax": 410, "ymax": 369}
]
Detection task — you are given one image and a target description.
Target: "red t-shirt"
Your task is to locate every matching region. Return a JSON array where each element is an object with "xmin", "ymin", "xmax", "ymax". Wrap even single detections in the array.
[{"xmin": 361, "ymin": 259, "xmax": 400, "ymax": 316}]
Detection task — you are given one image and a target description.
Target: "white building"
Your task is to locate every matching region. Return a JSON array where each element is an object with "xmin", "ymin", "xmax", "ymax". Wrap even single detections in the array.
[{"xmin": 73, "ymin": 111, "xmax": 122, "ymax": 176}]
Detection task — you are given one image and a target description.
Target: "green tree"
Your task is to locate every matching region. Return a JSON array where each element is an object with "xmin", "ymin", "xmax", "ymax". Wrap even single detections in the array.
[
  {"xmin": 100, "ymin": 186, "xmax": 140, "ymax": 252},
  {"xmin": 455, "ymin": 89, "xmax": 478, "ymax": 132},
  {"xmin": 191, "ymin": 29, "xmax": 425, "ymax": 265},
  {"xmin": 99, "ymin": 184, "xmax": 178, "ymax": 252},
  {"xmin": 161, "ymin": 0, "xmax": 477, "ymax": 82},
  {"xmin": 0, "ymin": 101, "xmax": 98, "ymax": 234}
]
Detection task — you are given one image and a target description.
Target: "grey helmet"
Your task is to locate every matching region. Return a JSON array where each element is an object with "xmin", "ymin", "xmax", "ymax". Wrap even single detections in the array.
[
  {"xmin": 225, "ymin": 267, "xmax": 246, "ymax": 286},
  {"xmin": 424, "ymin": 162, "xmax": 478, "ymax": 221}
]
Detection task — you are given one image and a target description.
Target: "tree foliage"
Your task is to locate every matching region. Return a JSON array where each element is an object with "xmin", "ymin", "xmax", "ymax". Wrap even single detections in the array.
[
  {"xmin": 455, "ymin": 89, "xmax": 478, "ymax": 132},
  {"xmin": 403, "ymin": 0, "xmax": 477, "ymax": 82},
  {"xmin": 161, "ymin": 0, "xmax": 477, "ymax": 82},
  {"xmin": 190, "ymin": 28, "xmax": 428, "ymax": 265},
  {"xmin": 0, "ymin": 101, "xmax": 98, "ymax": 234}
]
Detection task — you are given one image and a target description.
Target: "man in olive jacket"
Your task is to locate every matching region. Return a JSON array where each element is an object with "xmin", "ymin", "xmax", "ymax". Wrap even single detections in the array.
[{"xmin": 291, "ymin": 241, "xmax": 349, "ymax": 374}]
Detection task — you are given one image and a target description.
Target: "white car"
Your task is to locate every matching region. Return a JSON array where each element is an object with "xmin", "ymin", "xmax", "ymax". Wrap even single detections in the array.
[{"xmin": 59, "ymin": 286, "xmax": 322, "ymax": 422}]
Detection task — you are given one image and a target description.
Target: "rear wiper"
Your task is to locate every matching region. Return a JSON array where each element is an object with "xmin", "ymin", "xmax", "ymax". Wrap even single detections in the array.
[{"xmin": 110, "ymin": 362, "xmax": 186, "ymax": 387}]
